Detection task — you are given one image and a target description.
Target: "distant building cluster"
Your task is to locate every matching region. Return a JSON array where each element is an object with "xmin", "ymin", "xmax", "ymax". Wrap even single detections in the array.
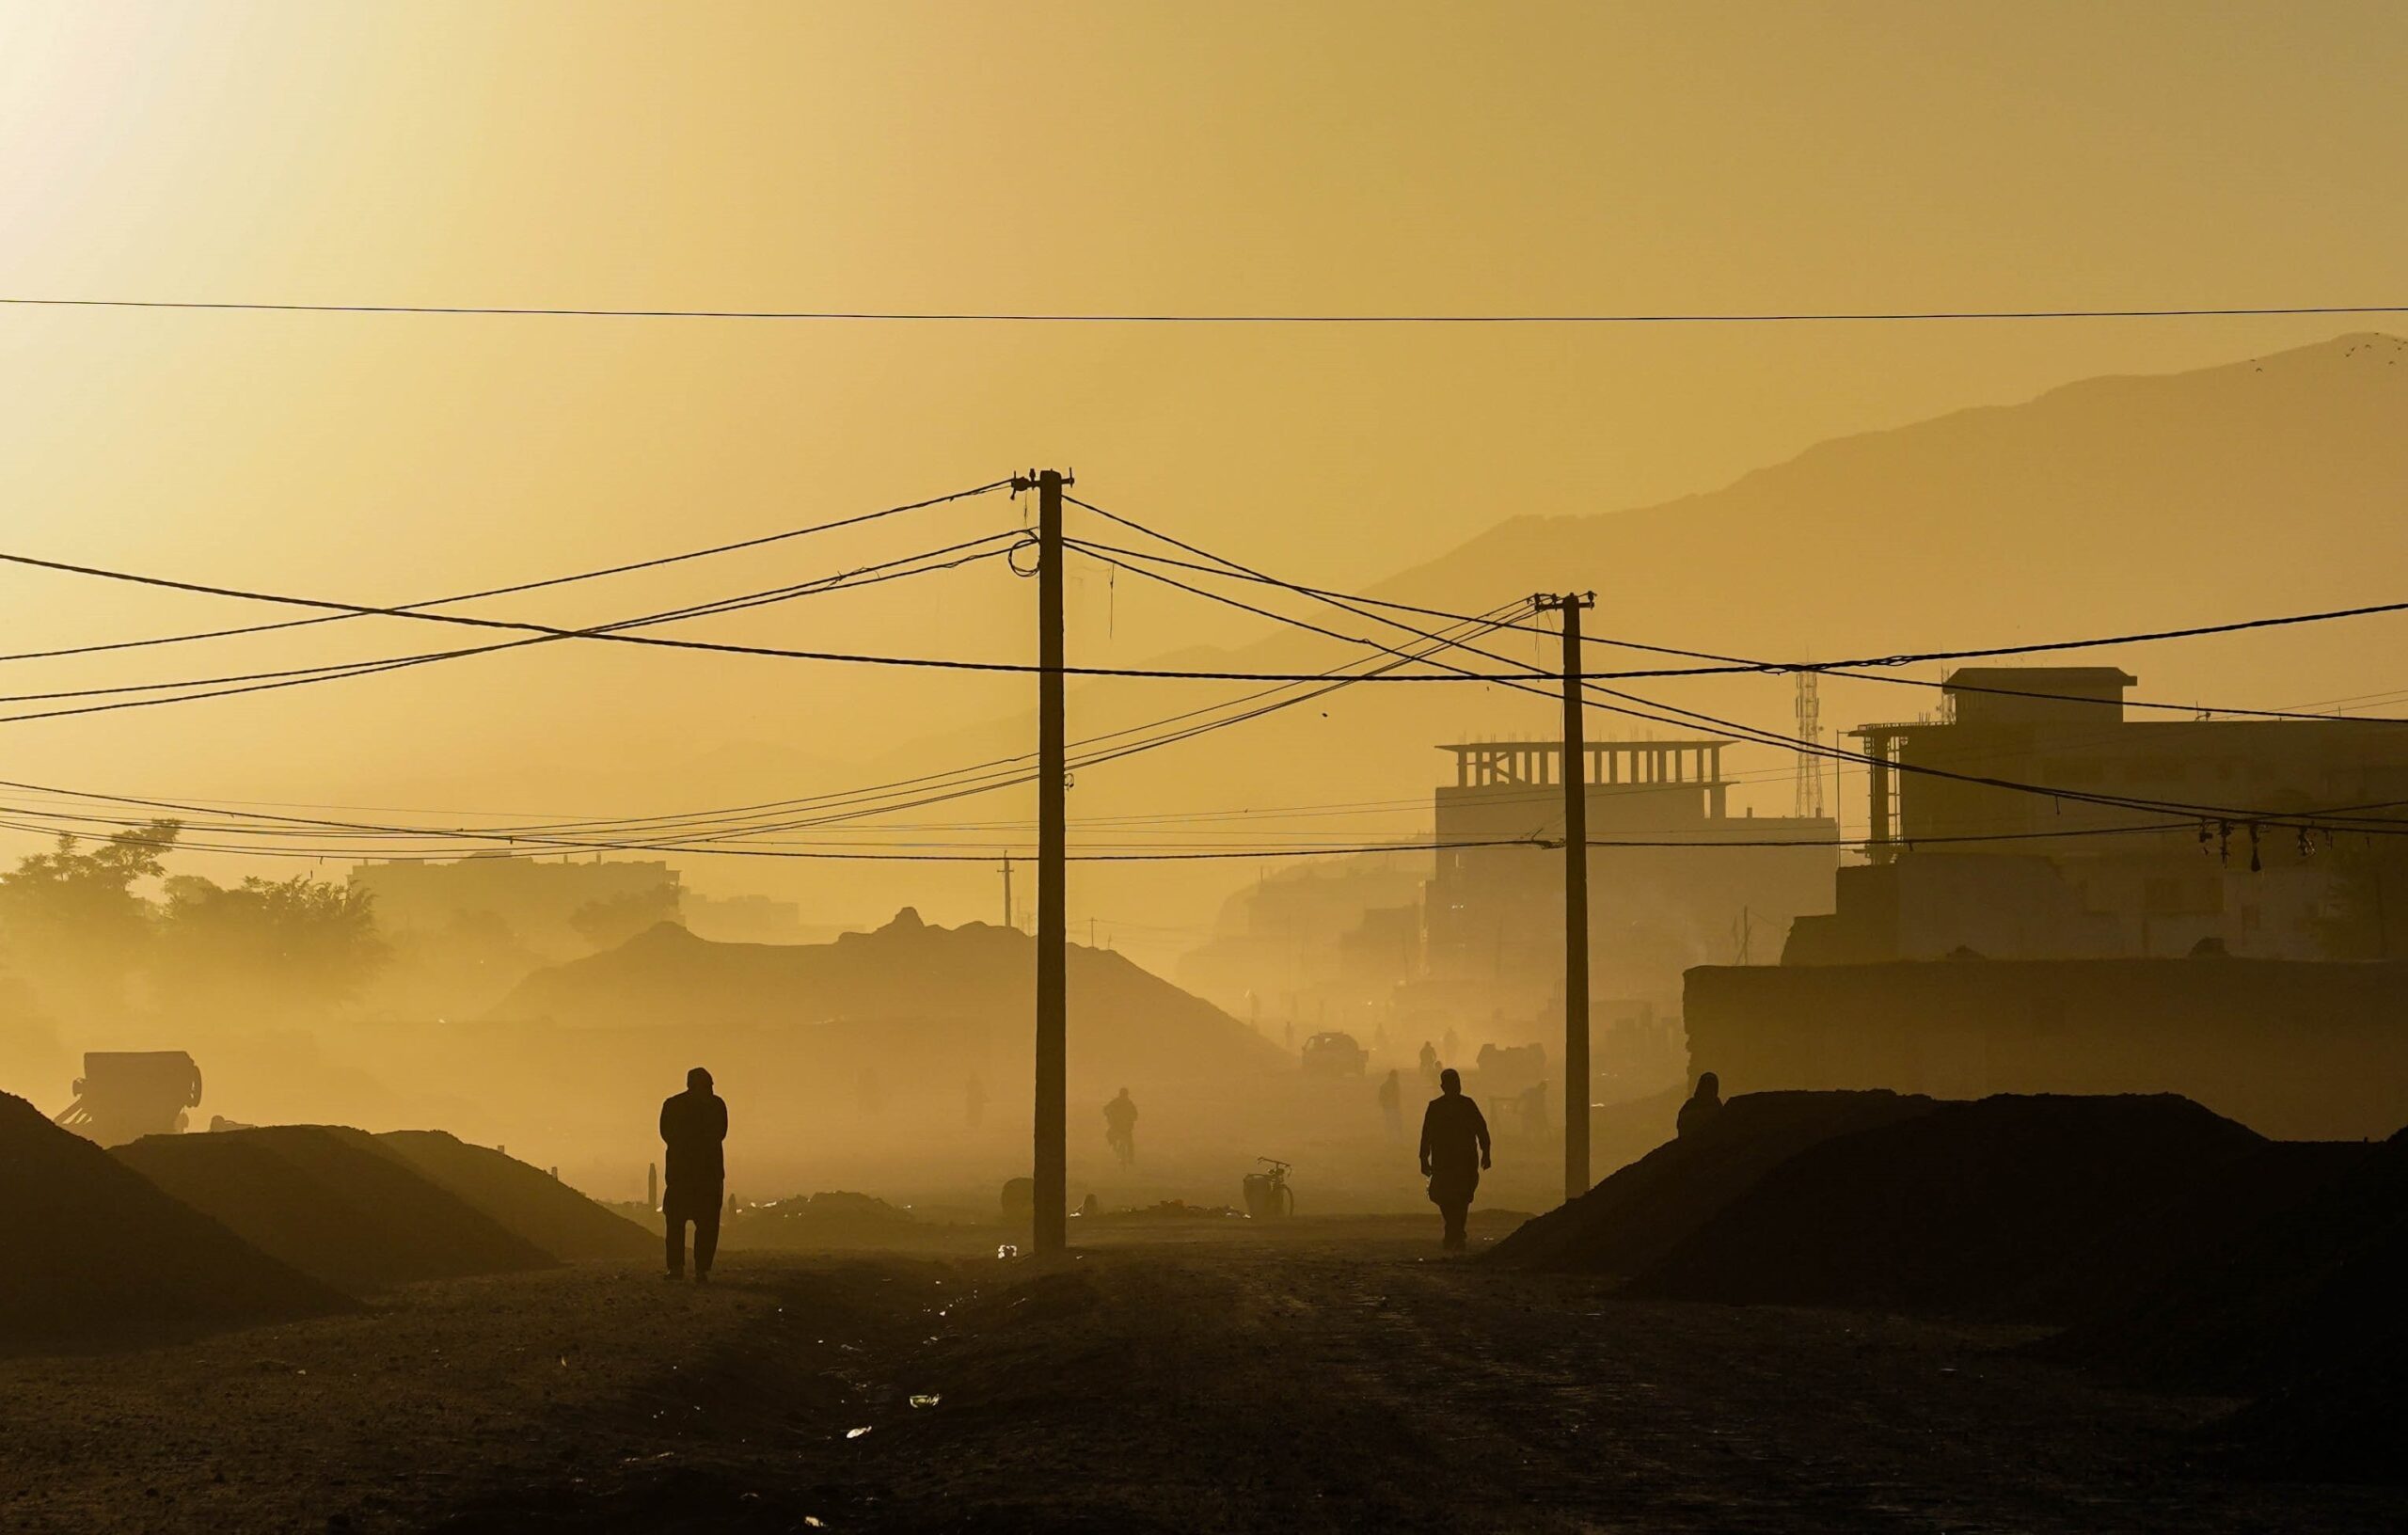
[
  {"xmin": 347, "ymin": 856, "xmax": 806, "ymax": 957},
  {"xmin": 1182, "ymin": 735, "xmax": 1840, "ymax": 1099},
  {"xmin": 1184, "ymin": 663, "xmax": 2408, "ymax": 1134},
  {"xmin": 350, "ymin": 854, "xmax": 685, "ymax": 956}
]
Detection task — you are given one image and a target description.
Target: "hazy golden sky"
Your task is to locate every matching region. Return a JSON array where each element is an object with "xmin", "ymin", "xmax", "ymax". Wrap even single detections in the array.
[{"xmin": 0, "ymin": 1, "xmax": 2402, "ymax": 936}]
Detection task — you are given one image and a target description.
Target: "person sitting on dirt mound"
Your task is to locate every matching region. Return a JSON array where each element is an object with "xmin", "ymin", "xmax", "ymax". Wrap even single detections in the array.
[
  {"xmin": 1676, "ymin": 1071, "xmax": 1723, "ymax": 1139},
  {"xmin": 659, "ymin": 1067, "xmax": 729, "ymax": 1283},
  {"xmin": 1419, "ymin": 1068, "xmax": 1492, "ymax": 1252}
]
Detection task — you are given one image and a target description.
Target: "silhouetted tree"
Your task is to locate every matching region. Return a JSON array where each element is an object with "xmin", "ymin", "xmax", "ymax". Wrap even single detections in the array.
[
  {"xmin": 0, "ymin": 820, "xmax": 181, "ymax": 1021},
  {"xmin": 158, "ymin": 873, "xmax": 388, "ymax": 1020}
]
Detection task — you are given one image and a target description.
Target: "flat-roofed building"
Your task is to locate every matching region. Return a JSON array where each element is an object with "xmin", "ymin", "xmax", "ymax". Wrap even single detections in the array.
[{"xmin": 1785, "ymin": 665, "xmax": 2408, "ymax": 961}]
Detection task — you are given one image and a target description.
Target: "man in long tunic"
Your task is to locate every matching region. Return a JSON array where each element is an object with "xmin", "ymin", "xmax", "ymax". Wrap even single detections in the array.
[
  {"xmin": 1418, "ymin": 1067, "xmax": 1492, "ymax": 1252},
  {"xmin": 659, "ymin": 1066, "xmax": 728, "ymax": 1282}
]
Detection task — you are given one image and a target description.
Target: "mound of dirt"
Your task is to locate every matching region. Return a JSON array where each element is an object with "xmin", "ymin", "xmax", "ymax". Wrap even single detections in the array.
[
  {"xmin": 0, "ymin": 1094, "xmax": 350, "ymax": 1349},
  {"xmin": 1486, "ymin": 1090, "xmax": 1939, "ymax": 1274},
  {"xmin": 1632, "ymin": 1094, "xmax": 2282, "ymax": 1322},
  {"xmin": 2052, "ymin": 1128, "xmax": 2408, "ymax": 1485},
  {"xmin": 2219, "ymin": 1354, "xmax": 2408, "ymax": 1486},
  {"xmin": 115, "ymin": 1126, "xmax": 554, "ymax": 1295},
  {"xmin": 2055, "ymin": 1126, "xmax": 2407, "ymax": 1383},
  {"xmin": 375, "ymin": 1130, "xmax": 655, "ymax": 1262},
  {"xmin": 496, "ymin": 912, "xmax": 1284, "ymax": 1087}
]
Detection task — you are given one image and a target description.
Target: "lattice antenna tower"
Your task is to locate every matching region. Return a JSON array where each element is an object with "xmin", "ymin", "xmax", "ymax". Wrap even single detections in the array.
[{"xmin": 1794, "ymin": 671, "xmax": 1824, "ymax": 818}]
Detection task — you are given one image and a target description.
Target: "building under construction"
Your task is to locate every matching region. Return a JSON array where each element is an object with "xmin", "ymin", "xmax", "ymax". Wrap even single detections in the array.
[{"xmin": 1419, "ymin": 737, "xmax": 1837, "ymax": 1090}]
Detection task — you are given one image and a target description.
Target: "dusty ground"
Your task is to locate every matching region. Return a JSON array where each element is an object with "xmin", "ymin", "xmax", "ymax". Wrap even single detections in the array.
[{"xmin": 4, "ymin": 1218, "xmax": 2400, "ymax": 1534}]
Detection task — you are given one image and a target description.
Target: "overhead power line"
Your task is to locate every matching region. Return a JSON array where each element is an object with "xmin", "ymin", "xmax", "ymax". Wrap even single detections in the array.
[
  {"xmin": 1065, "ymin": 524, "xmax": 2408, "ymax": 697},
  {"xmin": 0, "ymin": 534, "xmax": 1026, "ymax": 724},
  {"xmin": 0, "ymin": 480, "xmax": 1012, "ymax": 665},
  {"xmin": 5, "ymin": 295, "xmax": 2405, "ymax": 324},
  {"xmin": 10, "ymin": 522, "xmax": 2406, "ymax": 688},
  {"xmin": 1066, "ymin": 494, "xmax": 2408, "ymax": 836},
  {"xmin": 0, "ymin": 546, "xmax": 1554, "ymax": 683},
  {"xmin": 0, "ymin": 602, "xmax": 1529, "ymax": 854}
]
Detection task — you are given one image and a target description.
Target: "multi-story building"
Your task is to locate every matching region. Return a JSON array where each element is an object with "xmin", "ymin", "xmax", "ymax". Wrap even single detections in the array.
[{"xmin": 1785, "ymin": 666, "xmax": 2408, "ymax": 961}]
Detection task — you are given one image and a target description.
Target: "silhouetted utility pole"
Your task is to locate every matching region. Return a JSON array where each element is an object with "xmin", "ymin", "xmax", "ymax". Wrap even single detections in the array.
[
  {"xmin": 1534, "ymin": 592, "xmax": 1596, "ymax": 1203},
  {"xmin": 999, "ymin": 854, "xmax": 1015, "ymax": 930},
  {"xmin": 1028, "ymin": 468, "xmax": 1072, "ymax": 1254}
]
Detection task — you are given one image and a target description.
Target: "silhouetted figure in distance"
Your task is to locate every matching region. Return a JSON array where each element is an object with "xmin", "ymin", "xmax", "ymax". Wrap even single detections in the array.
[
  {"xmin": 1677, "ymin": 1070, "xmax": 1723, "ymax": 1139},
  {"xmin": 1418, "ymin": 1039, "xmax": 1440, "ymax": 1091},
  {"xmin": 1517, "ymin": 1079, "xmax": 1549, "ymax": 1141},
  {"xmin": 1104, "ymin": 1087, "xmax": 1138, "ymax": 1167},
  {"xmin": 659, "ymin": 1066, "xmax": 727, "ymax": 1282},
  {"xmin": 1377, "ymin": 1068, "xmax": 1404, "ymax": 1141},
  {"xmin": 1419, "ymin": 1068, "xmax": 1491, "ymax": 1252}
]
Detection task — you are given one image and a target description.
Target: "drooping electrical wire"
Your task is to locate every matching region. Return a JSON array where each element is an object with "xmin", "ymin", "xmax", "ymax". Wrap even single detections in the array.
[{"xmin": 0, "ymin": 480, "xmax": 1015, "ymax": 665}]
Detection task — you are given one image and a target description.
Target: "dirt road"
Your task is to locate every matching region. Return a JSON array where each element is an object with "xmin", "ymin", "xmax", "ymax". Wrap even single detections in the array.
[{"xmin": 5, "ymin": 1219, "xmax": 2399, "ymax": 1533}]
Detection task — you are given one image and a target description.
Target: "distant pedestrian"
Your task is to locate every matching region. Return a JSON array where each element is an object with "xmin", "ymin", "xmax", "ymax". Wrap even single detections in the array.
[
  {"xmin": 1517, "ymin": 1079, "xmax": 1549, "ymax": 1141},
  {"xmin": 659, "ymin": 1067, "xmax": 728, "ymax": 1282},
  {"xmin": 1104, "ymin": 1087, "xmax": 1139, "ymax": 1167},
  {"xmin": 1419, "ymin": 1068, "xmax": 1491, "ymax": 1253},
  {"xmin": 1677, "ymin": 1071, "xmax": 1724, "ymax": 1139},
  {"xmin": 1377, "ymin": 1068, "xmax": 1404, "ymax": 1142},
  {"xmin": 1418, "ymin": 1039, "xmax": 1440, "ymax": 1091},
  {"xmin": 1441, "ymin": 1026, "xmax": 1461, "ymax": 1065}
]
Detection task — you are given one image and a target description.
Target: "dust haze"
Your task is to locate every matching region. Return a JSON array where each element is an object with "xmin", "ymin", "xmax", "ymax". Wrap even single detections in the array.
[{"xmin": 7, "ymin": 6, "xmax": 2408, "ymax": 1532}]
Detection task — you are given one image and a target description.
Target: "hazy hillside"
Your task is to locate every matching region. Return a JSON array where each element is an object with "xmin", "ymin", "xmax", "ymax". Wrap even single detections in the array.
[
  {"xmin": 495, "ymin": 910, "xmax": 1285, "ymax": 1091},
  {"xmin": 1371, "ymin": 332, "xmax": 2408, "ymax": 659}
]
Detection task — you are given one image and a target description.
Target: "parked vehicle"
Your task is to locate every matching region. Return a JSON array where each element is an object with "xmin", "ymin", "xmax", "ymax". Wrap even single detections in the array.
[{"xmin": 1299, "ymin": 1031, "xmax": 1369, "ymax": 1076}]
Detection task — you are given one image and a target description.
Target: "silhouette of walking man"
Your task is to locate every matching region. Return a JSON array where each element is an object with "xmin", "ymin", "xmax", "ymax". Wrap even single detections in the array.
[
  {"xmin": 659, "ymin": 1066, "xmax": 727, "ymax": 1282},
  {"xmin": 1104, "ymin": 1086, "xmax": 1138, "ymax": 1168},
  {"xmin": 1419, "ymin": 1067, "xmax": 1491, "ymax": 1252},
  {"xmin": 1377, "ymin": 1068, "xmax": 1404, "ymax": 1142}
]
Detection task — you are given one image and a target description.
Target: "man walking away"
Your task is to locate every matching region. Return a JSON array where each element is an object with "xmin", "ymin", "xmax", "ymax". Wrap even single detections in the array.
[
  {"xmin": 660, "ymin": 1067, "xmax": 728, "ymax": 1282},
  {"xmin": 1419, "ymin": 1068, "xmax": 1491, "ymax": 1252}
]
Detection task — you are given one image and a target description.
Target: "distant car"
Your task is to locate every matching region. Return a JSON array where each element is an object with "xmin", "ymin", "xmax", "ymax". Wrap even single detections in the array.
[{"xmin": 1299, "ymin": 1031, "xmax": 1370, "ymax": 1076}]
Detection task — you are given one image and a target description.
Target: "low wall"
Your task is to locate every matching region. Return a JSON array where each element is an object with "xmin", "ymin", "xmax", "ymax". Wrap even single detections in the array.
[{"xmin": 1684, "ymin": 958, "xmax": 2408, "ymax": 1142}]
